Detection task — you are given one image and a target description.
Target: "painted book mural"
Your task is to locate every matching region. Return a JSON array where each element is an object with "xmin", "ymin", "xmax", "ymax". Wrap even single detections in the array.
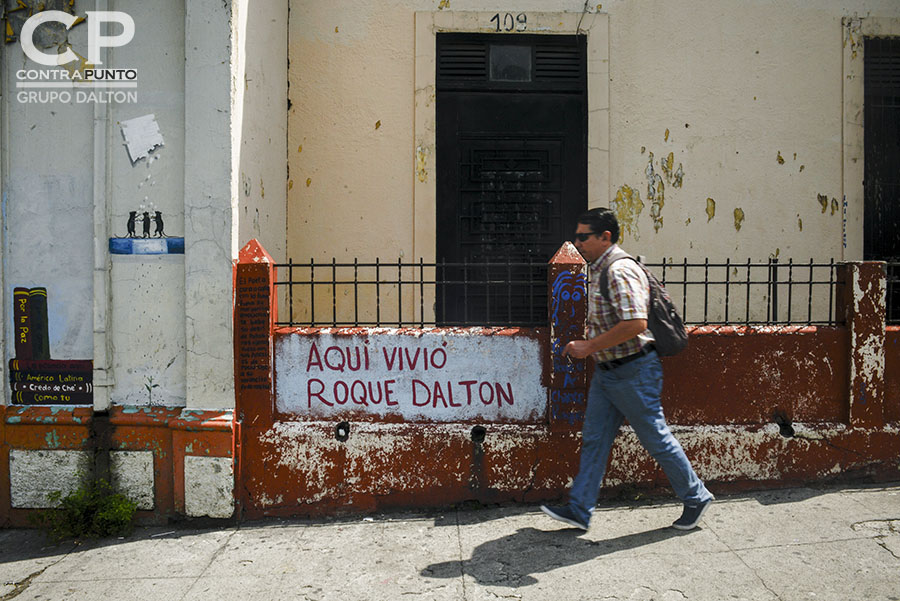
[{"xmin": 10, "ymin": 287, "xmax": 92, "ymax": 405}]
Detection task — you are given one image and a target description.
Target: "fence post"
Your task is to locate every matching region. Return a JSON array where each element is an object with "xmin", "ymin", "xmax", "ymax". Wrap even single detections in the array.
[
  {"xmin": 233, "ymin": 239, "xmax": 277, "ymax": 516},
  {"xmin": 839, "ymin": 262, "xmax": 886, "ymax": 427},
  {"xmin": 547, "ymin": 243, "xmax": 589, "ymax": 429}
]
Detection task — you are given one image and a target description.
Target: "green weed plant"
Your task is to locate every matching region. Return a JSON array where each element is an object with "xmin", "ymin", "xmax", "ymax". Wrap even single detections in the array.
[{"xmin": 31, "ymin": 478, "xmax": 138, "ymax": 541}]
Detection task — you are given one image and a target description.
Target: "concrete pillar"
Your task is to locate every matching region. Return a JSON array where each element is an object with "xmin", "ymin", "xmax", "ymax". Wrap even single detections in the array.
[
  {"xmin": 547, "ymin": 243, "xmax": 588, "ymax": 429},
  {"xmin": 233, "ymin": 239, "xmax": 277, "ymax": 518},
  {"xmin": 184, "ymin": 0, "xmax": 238, "ymax": 408},
  {"xmin": 841, "ymin": 262, "xmax": 886, "ymax": 427}
]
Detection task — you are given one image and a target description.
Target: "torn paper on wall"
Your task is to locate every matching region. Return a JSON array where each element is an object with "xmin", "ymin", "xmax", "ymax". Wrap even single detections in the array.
[{"xmin": 120, "ymin": 115, "xmax": 165, "ymax": 164}]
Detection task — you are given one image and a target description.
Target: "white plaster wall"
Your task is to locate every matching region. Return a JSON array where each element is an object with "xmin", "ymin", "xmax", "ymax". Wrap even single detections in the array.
[
  {"xmin": 237, "ymin": 0, "xmax": 288, "ymax": 262},
  {"xmin": 9, "ymin": 449, "xmax": 92, "ymax": 508},
  {"xmin": 108, "ymin": 0, "xmax": 186, "ymax": 241},
  {"xmin": 110, "ymin": 257, "xmax": 187, "ymax": 405},
  {"xmin": 606, "ymin": 0, "xmax": 869, "ymax": 263},
  {"xmin": 183, "ymin": 0, "xmax": 239, "ymax": 409},
  {"xmin": 1, "ymin": 0, "xmax": 274, "ymax": 410},
  {"xmin": 275, "ymin": 330, "xmax": 546, "ymax": 422},
  {"xmin": 109, "ymin": 449, "xmax": 155, "ymax": 510},
  {"xmin": 2, "ymin": 24, "xmax": 95, "ymax": 363},
  {"xmin": 184, "ymin": 455, "xmax": 234, "ymax": 518},
  {"xmin": 108, "ymin": 0, "xmax": 188, "ymax": 407},
  {"xmin": 286, "ymin": 0, "xmax": 900, "ymax": 269}
]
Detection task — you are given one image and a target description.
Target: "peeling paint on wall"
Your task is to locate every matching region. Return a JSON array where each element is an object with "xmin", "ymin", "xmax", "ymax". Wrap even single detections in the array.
[
  {"xmin": 659, "ymin": 152, "xmax": 684, "ymax": 188},
  {"xmin": 706, "ymin": 198, "xmax": 716, "ymax": 222},
  {"xmin": 612, "ymin": 184, "xmax": 644, "ymax": 241},
  {"xmin": 645, "ymin": 153, "xmax": 664, "ymax": 233},
  {"xmin": 734, "ymin": 208, "xmax": 745, "ymax": 231},
  {"xmin": 3, "ymin": 0, "xmax": 80, "ymax": 47},
  {"xmin": 671, "ymin": 164, "xmax": 684, "ymax": 188},
  {"xmin": 416, "ymin": 145, "xmax": 429, "ymax": 183},
  {"xmin": 852, "ymin": 269, "xmax": 886, "ymax": 383},
  {"xmin": 845, "ymin": 17, "xmax": 862, "ymax": 60},
  {"xmin": 661, "ymin": 152, "xmax": 673, "ymax": 180}
]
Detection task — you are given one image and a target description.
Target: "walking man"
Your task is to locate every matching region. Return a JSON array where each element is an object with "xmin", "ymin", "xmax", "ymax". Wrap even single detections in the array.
[{"xmin": 541, "ymin": 208, "xmax": 713, "ymax": 531}]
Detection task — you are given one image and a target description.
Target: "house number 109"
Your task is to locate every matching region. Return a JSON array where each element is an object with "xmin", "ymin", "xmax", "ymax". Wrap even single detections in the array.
[{"xmin": 490, "ymin": 13, "xmax": 527, "ymax": 32}]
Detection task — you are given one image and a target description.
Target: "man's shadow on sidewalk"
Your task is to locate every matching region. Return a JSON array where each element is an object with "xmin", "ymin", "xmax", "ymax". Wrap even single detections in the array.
[{"xmin": 421, "ymin": 526, "xmax": 691, "ymax": 588}]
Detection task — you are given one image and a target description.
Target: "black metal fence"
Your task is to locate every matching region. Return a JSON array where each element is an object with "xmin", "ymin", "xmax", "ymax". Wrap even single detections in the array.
[
  {"xmin": 275, "ymin": 259, "xmax": 548, "ymax": 328},
  {"xmin": 275, "ymin": 257, "xmax": 851, "ymax": 328},
  {"xmin": 647, "ymin": 258, "xmax": 843, "ymax": 326}
]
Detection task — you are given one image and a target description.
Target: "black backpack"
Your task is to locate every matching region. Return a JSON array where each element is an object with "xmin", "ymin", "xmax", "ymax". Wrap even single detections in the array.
[{"xmin": 599, "ymin": 249, "xmax": 689, "ymax": 357}]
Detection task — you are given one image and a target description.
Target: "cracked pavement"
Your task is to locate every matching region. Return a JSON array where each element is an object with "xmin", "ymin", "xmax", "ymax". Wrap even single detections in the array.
[{"xmin": 1, "ymin": 482, "xmax": 899, "ymax": 600}]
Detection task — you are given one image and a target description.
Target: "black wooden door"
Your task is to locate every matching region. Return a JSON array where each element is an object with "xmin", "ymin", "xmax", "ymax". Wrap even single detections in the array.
[
  {"xmin": 864, "ymin": 37, "xmax": 900, "ymax": 322},
  {"xmin": 435, "ymin": 33, "xmax": 587, "ymax": 326}
]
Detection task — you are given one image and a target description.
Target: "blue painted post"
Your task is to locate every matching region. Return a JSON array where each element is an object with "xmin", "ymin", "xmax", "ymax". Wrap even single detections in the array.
[{"xmin": 547, "ymin": 243, "xmax": 588, "ymax": 430}]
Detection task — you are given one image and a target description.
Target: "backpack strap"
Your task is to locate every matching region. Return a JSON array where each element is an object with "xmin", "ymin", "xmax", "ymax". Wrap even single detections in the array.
[{"xmin": 598, "ymin": 248, "xmax": 639, "ymax": 302}]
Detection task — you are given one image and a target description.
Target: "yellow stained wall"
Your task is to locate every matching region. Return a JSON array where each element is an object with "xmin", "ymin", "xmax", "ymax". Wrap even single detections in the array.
[{"xmin": 287, "ymin": 0, "xmax": 900, "ymax": 323}]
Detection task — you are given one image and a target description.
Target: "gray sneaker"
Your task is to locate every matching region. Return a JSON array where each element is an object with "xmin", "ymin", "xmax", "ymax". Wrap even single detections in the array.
[
  {"xmin": 672, "ymin": 498, "xmax": 712, "ymax": 530},
  {"xmin": 540, "ymin": 504, "xmax": 589, "ymax": 530}
]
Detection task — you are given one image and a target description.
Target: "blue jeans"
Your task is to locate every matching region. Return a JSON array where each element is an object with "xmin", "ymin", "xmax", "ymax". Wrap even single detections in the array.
[{"xmin": 568, "ymin": 351, "xmax": 712, "ymax": 525}]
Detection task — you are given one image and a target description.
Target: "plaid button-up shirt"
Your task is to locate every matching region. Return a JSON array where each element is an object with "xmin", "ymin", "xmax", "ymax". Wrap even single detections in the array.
[{"xmin": 586, "ymin": 244, "xmax": 654, "ymax": 363}]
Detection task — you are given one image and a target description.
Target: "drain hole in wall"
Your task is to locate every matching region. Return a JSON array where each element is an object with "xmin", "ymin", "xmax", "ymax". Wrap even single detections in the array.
[
  {"xmin": 471, "ymin": 426, "xmax": 486, "ymax": 444},
  {"xmin": 335, "ymin": 421, "xmax": 350, "ymax": 442},
  {"xmin": 773, "ymin": 413, "xmax": 795, "ymax": 438}
]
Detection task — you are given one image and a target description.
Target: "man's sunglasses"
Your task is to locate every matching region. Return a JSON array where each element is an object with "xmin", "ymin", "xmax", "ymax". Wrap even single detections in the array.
[{"xmin": 573, "ymin": 233, "xmax": 597, "ymax": 242}]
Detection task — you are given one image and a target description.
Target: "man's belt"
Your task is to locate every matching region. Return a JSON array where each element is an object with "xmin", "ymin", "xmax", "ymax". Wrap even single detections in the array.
[{"xmin": 596, "ymin": 344, "xmax": 656, "ymax": 371}]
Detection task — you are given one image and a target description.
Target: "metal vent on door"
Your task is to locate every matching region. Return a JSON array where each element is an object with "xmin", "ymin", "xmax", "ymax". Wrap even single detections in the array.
[
  {"xmin": 535, "ymin": 45, "xmax": 583, "ymax": 81},
  {"xmin": 437, "ymin": 34, "xmax": 586, "ymax": 92},
  {"xmin": 437, "ymin": 42, "xmax": 488, "ymax": 82},
  {"xmin": 866, "ymin": 37, "xmax": 900, "ymax": 93}
]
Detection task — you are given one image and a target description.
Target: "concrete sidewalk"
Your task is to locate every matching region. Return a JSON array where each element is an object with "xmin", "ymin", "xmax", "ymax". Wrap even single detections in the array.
[{"xmin": 1, "ymin": 483, "xmax": 898, "ymax": 601}]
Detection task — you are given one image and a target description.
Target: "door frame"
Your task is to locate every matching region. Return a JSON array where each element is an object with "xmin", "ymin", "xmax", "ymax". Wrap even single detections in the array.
[
  {"xmin": 842, "ymin": 16, "xmax": 900, "ymax": 261},
  {"xmin": 413, "ymin": 11, "xmax": 609, "ymax": 265}
]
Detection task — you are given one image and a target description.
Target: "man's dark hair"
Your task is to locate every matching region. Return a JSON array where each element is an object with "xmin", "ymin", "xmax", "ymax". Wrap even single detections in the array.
[{"xmin": 577, "ymin": 208, "xmax": 619, "ymax": 243}]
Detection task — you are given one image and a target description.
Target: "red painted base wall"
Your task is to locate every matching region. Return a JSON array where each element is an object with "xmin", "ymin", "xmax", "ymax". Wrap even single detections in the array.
[
  {"xmin": 235, "ymin": 326, "xmax": 900, "ymax": 520},
  {"xmin": 1, "ymin": 405, "xmax": 232, "ymax": 528}
]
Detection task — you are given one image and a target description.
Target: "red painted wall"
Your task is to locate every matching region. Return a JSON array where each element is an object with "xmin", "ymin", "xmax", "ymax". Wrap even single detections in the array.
[
  {"xmin": 1, "ymin": 406, "xmax": 232, "ymax": 528},
  {"xmin": 664, "ymin": 326, "xmax": 850, "ymax": 425},
  {"xmin": 230, "ymin": 244, "xmax": 900, "ymax": 520}
]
